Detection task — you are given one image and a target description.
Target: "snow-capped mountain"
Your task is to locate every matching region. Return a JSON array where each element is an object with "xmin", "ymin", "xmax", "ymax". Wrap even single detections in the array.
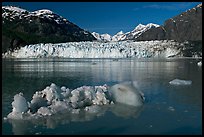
[
  {"xmin": 136, "ymin": 3, "xmax": 202, "ymax": 42},
  {"xmin": 92, "ymin": 32, "xmax": 112, "ymax": 42},
  {"xmin": 2, "ymin": 6, "xmax": 96, "ymax": 53},
  {"xmin": 112, "ymin": 31, "xmax": 125, "ymax": 41},
  {"xmin": 123, "ymin": 23, "xmax": 160, "ymax": 40},
  {"xmin": 2, "ymin": 6, "xmax": 71, "ymax": 25},
  {"xmin": 92, "ymin": 23, "xmax": 160, "ymax": 42}
]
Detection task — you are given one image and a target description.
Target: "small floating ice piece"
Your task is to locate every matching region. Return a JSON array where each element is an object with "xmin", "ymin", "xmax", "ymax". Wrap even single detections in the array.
[
  {"xmin": 168, "ymin": 106, "xmax": 175, "ymax": 111},
  {"xmin": 109, "ymin": 82, "xmax": 144, "ymax": 107},
  {"xmin": 197, "ymin": 61, "xmax": 202, "ymax": 67},
  {"xmin": 169, "ymin": 79, "xmax": 192, "ymax": 85}
]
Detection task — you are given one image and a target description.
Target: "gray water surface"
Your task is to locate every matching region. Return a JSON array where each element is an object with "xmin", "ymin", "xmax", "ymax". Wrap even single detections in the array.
[{"xmin": 2, "ymin": 58, "xmax": 202, "ymax": 135}]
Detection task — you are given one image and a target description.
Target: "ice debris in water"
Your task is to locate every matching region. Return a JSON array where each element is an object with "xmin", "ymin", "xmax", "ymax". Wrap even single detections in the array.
[
  {"xmin": 169, "ymin": 79, "xmax": 192, "ymax": 86},
  {"xmin": 197, "ymin": 61, "xmax": 202, "ymax": 67},
  {"xmin": 6, "ymin": 82, "xmax": 145, "ymax": 120}
]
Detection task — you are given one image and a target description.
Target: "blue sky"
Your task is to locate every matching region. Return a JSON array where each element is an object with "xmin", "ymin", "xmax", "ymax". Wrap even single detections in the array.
[{"xmin": 2, "ymin": 2, "xmax": 201, "ymax": 35}]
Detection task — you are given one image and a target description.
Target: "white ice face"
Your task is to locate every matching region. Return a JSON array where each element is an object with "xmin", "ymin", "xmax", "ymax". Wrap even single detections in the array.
[{"xmin": 2, "ymin": 40, "xmax": 184, "ymax": 59}]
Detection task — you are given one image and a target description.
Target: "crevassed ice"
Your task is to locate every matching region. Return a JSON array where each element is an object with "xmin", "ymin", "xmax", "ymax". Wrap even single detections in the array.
[{"xmin": 2, "ymin": 40, "xmax": 183, "ymax": 58}]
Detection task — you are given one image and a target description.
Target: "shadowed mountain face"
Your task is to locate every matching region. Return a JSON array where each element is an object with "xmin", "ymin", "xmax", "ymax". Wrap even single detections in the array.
[
  {"xmin": 2, "ymin": 6, "xmax": 96, "ymax": 53},
  {"xmin": 136, "ymin": 4, "xmax": 202, "ymax": 42}
]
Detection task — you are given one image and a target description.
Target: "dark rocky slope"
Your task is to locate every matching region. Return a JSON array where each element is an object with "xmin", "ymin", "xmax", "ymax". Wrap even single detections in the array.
[
  {"xmin": 2, "ymin": 6, "xmax": 96, "ymax": 53},
  {"xmin": 136, "ymin": 3, "xmax": 202, "ymax": 42}
]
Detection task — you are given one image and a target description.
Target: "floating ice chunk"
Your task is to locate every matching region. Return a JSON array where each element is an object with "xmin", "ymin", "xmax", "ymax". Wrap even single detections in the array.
[
  {"xmin": 169, "ymin": 79, "xmax": 192, "ymax": 85},
  {"xmin": 6, "ymin": 82, "xmax": 145, "ymax": 121},
  {"xmin": 109, "ymin": 82, "xmax": 144, "ymax": 107},
  {"xmin": 11, "ymin": 92, "xmax": 28, "ymax": 113},
  {"xmin": 168, "ymin": 106, "xmax": 175, "ymax": 111},
  {"xmin": 197, "ymin": 61, "xmax": 202, "ymax": 67}
]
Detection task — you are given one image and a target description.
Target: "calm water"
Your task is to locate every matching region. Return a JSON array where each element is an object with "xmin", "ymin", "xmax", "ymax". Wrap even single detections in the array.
[{"xmin": 2, "ymin": 58, "xmax": 202, "ymax": 135}]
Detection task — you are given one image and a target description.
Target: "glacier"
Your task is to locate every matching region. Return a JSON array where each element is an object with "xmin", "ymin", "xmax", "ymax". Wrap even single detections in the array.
[{"xmin": 2, "ymin": 40, "xmax": 187, "ymax": 58}]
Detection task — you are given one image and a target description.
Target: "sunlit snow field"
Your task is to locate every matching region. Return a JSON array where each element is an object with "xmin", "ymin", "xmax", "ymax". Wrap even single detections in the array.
[{"xmin": 2, "ymin": 58, "xmax": 202, "ymax": 135}]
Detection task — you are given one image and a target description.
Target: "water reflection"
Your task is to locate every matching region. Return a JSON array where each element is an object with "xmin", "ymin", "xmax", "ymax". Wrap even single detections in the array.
[
  {"xmin": 5, "ymin": 104, "xmax": 143, "ymax": 135},
  {"xmin": 2, "ymin": 58, "xmax": 184, "ymax": 81}
]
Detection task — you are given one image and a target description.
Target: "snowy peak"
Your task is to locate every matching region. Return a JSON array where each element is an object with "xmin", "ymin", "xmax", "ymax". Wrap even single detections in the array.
[
  {"xmin": 134, "ymin": 23, "xmax": 146, "ymax": 31},
  {"xmin": 100, "ymin": 33, "xmax": 112, "ymax": 41},
  {"xmin": 196, "ymin": 3, "xmax": 202, "ymax": 8},
  {"xmin": 2, "ymin": 6, "xmax": 71, "ymax": 25},
  {"xmin": 112, "ymin": 31, "xmax": 125, "ymax": 41},
  {"xmin": 92, "ymin": 23, "xmax": 160, "ymax": 42},
  {"xmin": 32, "ymin": 9, "xmax": 54, "ymax": 15},
  {"xmin": 116, "ymin": 31, "xmax": 124, "ymax": 35},
  {"xmin": 92, "ymin": 32, "xmax": 112, "ymax": 42},
  {"xmin": 2, "ymin": 6, "xmax": 28, "ymax": 13},
  {"xmin": 92, "ymin": 32, "xmax": 100, "ymax": 39},
  {"xmin": 136, "ymin": 3, "xmax": 202, "ymax": 42},
  {"xmin": 2, "ymin": 6, "xmax": 29, "ymax": 21},
  {"xmin": 132, "ymin": 23, "xmax": 160, "ymax": 35}
]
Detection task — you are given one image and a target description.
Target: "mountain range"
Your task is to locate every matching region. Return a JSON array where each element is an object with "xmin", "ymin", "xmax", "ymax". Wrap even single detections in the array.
[
  {"xmin": 2, "ymin": 6, "xmax": 96, "ymax": 53},
  {"xmin": 92, "ymin": 23, "xmax": 160, "ymax": 42},
  {"xmin": 136, "ymin": 3, "xmax": 202, "ymax": 42},
  {"xmin": 2, "ymin": 3, "xmax": 202, "ymax": 53},
  {"xmin": 92, "ymin": 3, "xmax": 202, "ymax": 43}
]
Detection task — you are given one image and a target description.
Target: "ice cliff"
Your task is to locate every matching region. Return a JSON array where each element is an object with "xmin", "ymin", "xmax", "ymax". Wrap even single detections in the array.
[{"xmin": 2, "ymin": 40, "xmax": 189, "ymax": 58}]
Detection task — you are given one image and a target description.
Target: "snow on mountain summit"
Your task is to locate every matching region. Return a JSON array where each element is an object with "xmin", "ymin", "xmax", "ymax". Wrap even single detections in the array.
[
  {"xmin": 2, "ymin": 6, "xmax": 29, "ymax": 20},
  {"xmin": 92, "ymin": 32, "xmax": 112, "ymax": 42},
  {"xmin": 131, "ymin": 23, "xmax": 160, "ymax": 38},
  {"xmin": 112, "ymin": 31, "xmax": 125, "ymax": 42},
  {"xmin": 2, "ymin": 6, "xmax": 70, "ymax": 25},
  {"xmin": 116, "ymin": 31, "xmax": 124, "ymax": 35},
  {"xmin": 2, "ymin": 6, "xmax": 27, "ymax": 13},
  {"xmin": 2, "ymin": 5, "xmax": 96, "ymax": 50},
  {"xmin": 92, "ymin": 23, "xmax": 160, "ymax": 42},
  {"xmin": 32, "ymin": 9, "xmax": 54, "ymax": 15}
]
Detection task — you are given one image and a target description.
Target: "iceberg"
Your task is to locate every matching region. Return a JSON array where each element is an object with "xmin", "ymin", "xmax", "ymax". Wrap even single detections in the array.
[
  {"xmin": 169, "ymin": 79, "xmax": 192, "ymax": 86},
  {"xmin": 5, "ymin": 82, "xmax": 145, "ymax": 121},
  {"xmin": 197, "ymin": 61, "xmax": 202, "ymax": 67},
  {"xmin": 109, "ymin": 82, "xmax": 145, "ymax": 107}
]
